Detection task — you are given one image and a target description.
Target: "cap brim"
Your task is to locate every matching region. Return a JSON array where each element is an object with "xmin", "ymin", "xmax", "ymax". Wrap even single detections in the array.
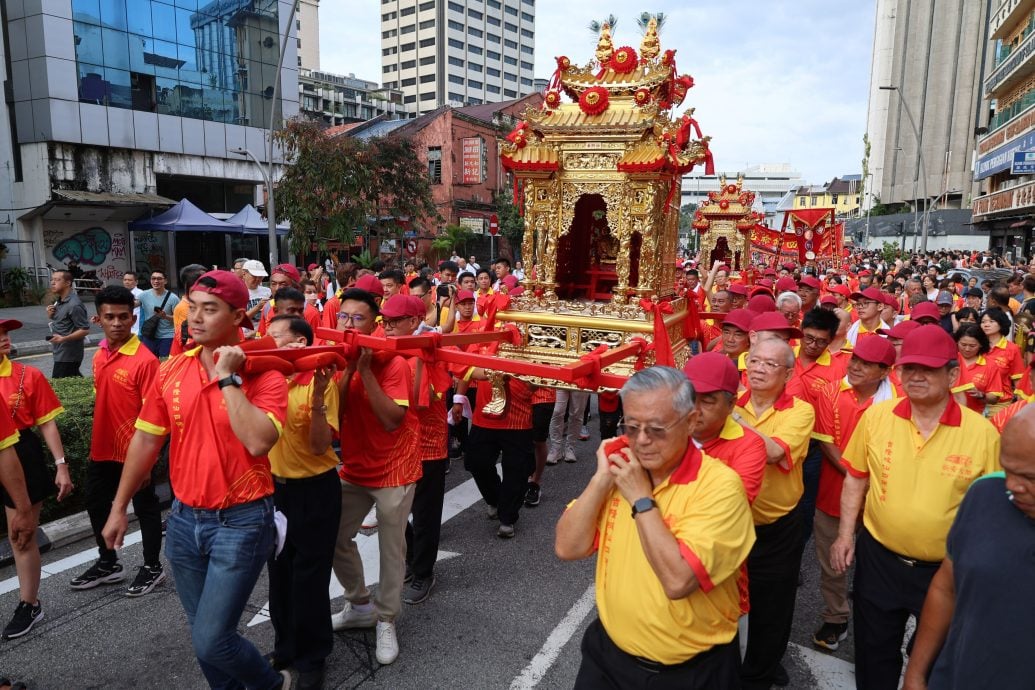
[
  {"xmin": 896, "ymin": 354, "xmax": 951, "ymax": 367},
  {"xmin": 0, "ymin": 319, "xmax": 23, "ymax": 331},
  {"xmin": 247, "ymin": 270, "xmax": 268, "ymax": 277}
]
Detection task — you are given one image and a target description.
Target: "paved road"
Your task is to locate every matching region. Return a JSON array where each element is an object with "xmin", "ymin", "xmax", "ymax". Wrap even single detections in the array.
[{"xmin": 0, "ymin": 365, "xmax": 859, "ymax": 688}]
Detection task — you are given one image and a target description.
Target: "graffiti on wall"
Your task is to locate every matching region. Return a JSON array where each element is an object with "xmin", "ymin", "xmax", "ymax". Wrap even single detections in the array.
[
  {"xmin": 132, "ymin": 231, "xmax": 167, "ymax": 277},
  {"xmin": 45, "ymin": 225, "xmax": 131, "ymax": 284}
]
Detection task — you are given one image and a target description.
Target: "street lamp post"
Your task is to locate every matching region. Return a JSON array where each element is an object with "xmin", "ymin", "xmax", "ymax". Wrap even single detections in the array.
[{"xmin": 880, "ymin": 85, "xmax": 930, "ymax": 254}]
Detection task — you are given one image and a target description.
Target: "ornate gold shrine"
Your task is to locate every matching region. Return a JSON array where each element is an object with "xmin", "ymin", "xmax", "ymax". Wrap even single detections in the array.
[
  {"xmin": 494, "ymin": 19, "xmax": 713, "ymax": 383},
  {"xmin": 691, "ymin": 175, "xmax": 761, "ymax": 272}
]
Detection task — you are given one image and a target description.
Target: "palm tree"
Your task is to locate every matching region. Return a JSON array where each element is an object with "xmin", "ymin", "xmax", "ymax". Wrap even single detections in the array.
[{"xmin": 588, "ymin": 14, "xmax": 618, "ymax": 35}]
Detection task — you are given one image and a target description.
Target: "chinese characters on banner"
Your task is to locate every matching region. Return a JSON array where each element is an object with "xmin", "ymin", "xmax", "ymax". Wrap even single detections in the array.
[{"xmin": 461, "ymin": 137, "xmax": 484, "ymax": 185}]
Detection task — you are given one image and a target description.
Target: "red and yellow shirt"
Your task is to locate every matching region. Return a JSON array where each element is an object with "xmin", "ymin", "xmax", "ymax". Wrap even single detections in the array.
[
  {"xmin": 956, "ymin": 355, "xmax": 1007, "ymax": 414},
  {"xmin": 0, "ymin": 396, "xmax": 19, "ymax": 450},
  {"xmin": 406, "ymin": 358, "xmax": 448, "ymax": 462},
  {"xmin": 734, "ymin": 391, "xmax": 815, "ymax": 525},
  {"xmin": 135, "ymin": 347, "xmax": 287, "ymax": 509},
  {"xmin": 471, "ymin": 376, "xmax": 534, "ymax": 430},
  {"xmin": 592, "ymin": 446, "xmax": 755, "ymax": 665},
  {"xmin": 91, "ymin": 337, "xmax": 158, "ymax": 463},
  {"xmin": 990, "ymin": 336, "xmax": 1025, "ymax": 382},
  {"xmin": 269, "ymin": 372, "xmax": 340, "ymax": 479},
  {"xmin": 0, "ymin": 357, "xmax": 63, "ymax": 431},
  {"xmin": 699, "ymin": 415, "xmax": 767, "ymax": 504},
  {"xmin": 339, "ymin": 354, "xmax": 421, "ymax": 488},
  {"xmin": 788, "ymin": 348, "xmax": 843, "ymax": 406},
  {"xmin": 842, "ymin": 397, "xmax": 1000, "ymax": 561}
]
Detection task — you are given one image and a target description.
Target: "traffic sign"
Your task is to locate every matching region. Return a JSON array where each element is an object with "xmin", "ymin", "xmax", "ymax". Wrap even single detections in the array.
[{"xmin": 489, "ymin": 214, "xmax": 499, "ymax": 236}]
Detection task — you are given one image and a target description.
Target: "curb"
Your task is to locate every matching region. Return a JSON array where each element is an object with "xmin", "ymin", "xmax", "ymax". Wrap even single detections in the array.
[
  {"xmin": 0, "ymin": 483, "xmax": 172, "ymax": 569},
  {"xmin": 10, "ymin": 335, "xmax": 104, "ymax": 359}
]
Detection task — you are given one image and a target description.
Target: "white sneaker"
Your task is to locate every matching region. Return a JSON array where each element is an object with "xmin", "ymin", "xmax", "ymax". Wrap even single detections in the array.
[
  {"xmin": 376, "ymin": 620, "xmax": 399, "ymax": 665},
  {"xmin": 564, "ymin": 447, "xmax": 577, "ymax": 463},
  {"xmin": 361, "ymin": 506, "xmax": 378, "ymax": 529},
  {"xmin": 545, "ymin": 450, "xmax": 560, "ymax": 465},
  {"xmin": 331, "ymin": 601, "xmax": 377, "ymax": 631},
  {"xmin": 579, "ymin": 424, "xmax": 590, "ymax": 440}
]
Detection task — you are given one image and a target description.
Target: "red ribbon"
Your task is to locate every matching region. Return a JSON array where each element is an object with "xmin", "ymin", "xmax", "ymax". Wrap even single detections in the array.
[
  {"xmin": 682, "ymin": 293, "xmax": 701, "ymax": 341},
  {"xmin": 573, "ymin": 344, "xmax": 609, "ymax": 389},
  {"xmin": 638, "ymin": 299, "xmax": 675, "ymax": 367},
  {"xmin": 629, "ymin": 336, "xmax": 655, "ymax": 371},
  {"xmin": 482, "ymin": 293, "xmax": 512, "ymax": 333}
]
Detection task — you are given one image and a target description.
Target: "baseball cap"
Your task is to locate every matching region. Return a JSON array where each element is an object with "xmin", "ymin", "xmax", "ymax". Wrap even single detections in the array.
[
  {"xmin": 775, "ymin": 276, "xmax": 798, "ymax": 293},
  {"xmin": 0, "ymin": 319, "xmax": 23, "ymax": 332},
  {"xmin": 747, "ymin": 294, "xmax": 776, "ymax": 313},
  {"xmin": 858, "ymin": 269, "xmax": 872, "ymax": 277},
  {"xmin": 355, "ymin": 274, "xmax": 385, "ymax": 297},
  {"xmin": 781, "ymin": 262, "xmax": 797, "ymax": 272},
  {"xmin": 190, "ymin": 270, "xmax": 249, "ymax": 310},
  {"xmin": 881, "ymin": 292, "xmax": 900, "ymax": 309},
  {"xmin": 307, "ymin": 262, "xmax": 319, "ymax": 272},
  {"xmin": 819, "ymin": 295, "xmax": 838, "ymax": 306},
  {"xmin": 850, "ymin": 287, "xmax": 885, "ymax": 303},
  {"xmin": 456, "ymin": 289, "xmax": 475, "ymax": 301},
  {"xmin": 910, "ymin": 302, "xmax": 941, "ymax": 323},
  {"xmin": 828, "ymin": 284, "xmax": 851, "ymax": 298},
  {"xmin": 727, "ymin": 283, "xmax": 749, "ymax": 297},
  {"xmin": 964, "ymin": 287, "xmax": 983, "ymax": 298},
  {"xmin": 242, "ymin": 260, "xmax": 268, "ymax": 277},
  {"xmin": 750, "ymin": 311, "xmax": 804, "ymax": 339},
  {"xmin": 763, "ymin": 267, "xmax": 777, "ymax": 277},
  {"xmin": 380, "ymin": 294, "xmax": 426, "ymax": 319},
  {"xmin": 798, "ymin": 276, "xmax": 822, "ymax": 290},
  {"xmin": 722, "ymin": 308, "xmax": 757, "ymax": 333},
  {"xmin": 897, "ymin": 325, "xmax": 958, "ymax": 368},
  {"xmin": 936, "ymin": 291, "xmax": 954, "ymax": 305},
  {"xmin": 852, "ymin": 336, "xmax": 896, "ymax": 366},
  {"xmin": 683, "ymin": 352, "xmax": 740, "ymax": 394},
  {"xmin": 879, "ymin": 320, "xmax": 921, "ymax": 339},
  {"xmin": 272, "ymin": 263, "xmax": 300, "ymax": 282}
]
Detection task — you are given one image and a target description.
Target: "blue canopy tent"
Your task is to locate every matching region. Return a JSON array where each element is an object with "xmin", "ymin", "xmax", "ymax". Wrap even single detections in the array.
[
  {"xmin": 128, "ymin": 198, "xmax": 245, "ymax": 233},
  {"xmin": 227, "ymin": 204, "xmax": 289, "ymax": 236}
]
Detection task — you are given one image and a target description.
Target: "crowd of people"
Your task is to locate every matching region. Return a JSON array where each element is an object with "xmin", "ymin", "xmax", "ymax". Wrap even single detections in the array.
[{"xmin": 0, "ymin": 246, "xmax": 1032, "ymax": 689}]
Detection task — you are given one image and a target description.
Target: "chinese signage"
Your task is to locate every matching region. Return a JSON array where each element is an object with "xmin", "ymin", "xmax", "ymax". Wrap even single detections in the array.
[
  {"xmin": 459, "ymin": 216, "xmax": 485, "ymax": 234},
  {"xmin": 461, "ymin": 137, "xmax": 484, "ymax": 185},
  {"xmin": 1011, "ymin": 151, "xmax": 1035, "ymax": 175}
]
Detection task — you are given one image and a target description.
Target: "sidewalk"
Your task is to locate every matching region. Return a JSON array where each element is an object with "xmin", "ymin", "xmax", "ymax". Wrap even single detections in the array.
[{"xmin": 4, "ymin": 302, "xmax": 103, "ymax": 358}]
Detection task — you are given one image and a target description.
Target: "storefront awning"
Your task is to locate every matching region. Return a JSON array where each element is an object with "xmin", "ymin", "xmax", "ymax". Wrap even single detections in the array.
[{"xmin": 20, "ymin": 189, "xmax": 178, "ymax": 222}]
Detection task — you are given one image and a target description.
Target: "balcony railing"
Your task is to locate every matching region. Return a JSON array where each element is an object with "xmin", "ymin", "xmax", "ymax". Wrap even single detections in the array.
[{"xmin": 987, "ymin": 20, "xmax": 1035, "ymax": 94}]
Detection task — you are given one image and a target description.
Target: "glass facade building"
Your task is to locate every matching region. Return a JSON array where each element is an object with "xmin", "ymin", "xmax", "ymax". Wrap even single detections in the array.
[{"xmin": 71, "ymin": 0, "xmax": 282, "ymax": 126}]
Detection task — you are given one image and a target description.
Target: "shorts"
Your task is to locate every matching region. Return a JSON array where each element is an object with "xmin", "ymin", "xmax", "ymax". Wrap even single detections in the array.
[
  {"xmin": 532, "ymin": 402, "xmax": 553, "ymax": 443},
  {"xmin": 0, "ymin": 429, "xmax": 56, "ymax": 509}
]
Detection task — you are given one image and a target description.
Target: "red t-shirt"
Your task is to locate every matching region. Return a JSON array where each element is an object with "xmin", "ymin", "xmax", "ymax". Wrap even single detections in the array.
[
  {"xmin": 91, "ymin": 337, "xmax": 159, "ymax": 462},
  {"xmin": 135, "ymin": 347, "xmax": 287, "ymax": 509},
  {"xmin": 471, "ymin": 376, "xmax": 533, "ymax": 430},
  {"xmin": 406, "ymin": 357, "xmax": 448, "ymax": 462},
  {"xmin": 257, "ymin": 301, "xmax": 322, "ymax": 336},
  {"xmin": 699, "ymin": 416, "xmax": 767, "ymax": 504},
  {"xmin": 531, "ymin": 386, "xmax": 557, "ymax": 405},
  {"xmin": 0, "ymin": 358, "xmax": 63, "ymax": 431},
  {"xmin": 0, "ymin": 395, "xmax": 19, "ymax": 451},
  {"xmin": 788, "ymin": 349, "xmax": 843, "ymax": 407},
  {"xmin": 339, "ymin": 354, "xmax": 422, "ymax": 487},
  {"xmin": 957, "ymin": 356, "xmax": 1008, "ymax": 414}
]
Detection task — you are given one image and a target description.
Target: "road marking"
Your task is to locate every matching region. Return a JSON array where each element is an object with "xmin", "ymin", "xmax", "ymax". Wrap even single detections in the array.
[
  {"xmin": 509, "ymin": 584, "xmax": 596, "ymax": 689},
  {"xmin": 787, "ymin": 643, "xmax": 854, "ymax": 688},
  {"xmin": 0, "ymin": 531, "xmax": 143, "ymax": 596},
  {"xmin": 247, "ymin": 476, "xmax": 486, "ymax": 626}
]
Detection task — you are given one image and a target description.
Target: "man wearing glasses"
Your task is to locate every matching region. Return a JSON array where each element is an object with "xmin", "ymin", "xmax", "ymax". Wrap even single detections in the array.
[
  {"xmin": 329, "ymin": 289, "xmax": 420, "ymax": 667},
  {"xmin": 733, "ymin": 339, "xmax": 816, "ymax": 690},
  {"xmin": 556, "ymin": 367, "xmax": 755, "ymax": 688},
  {"xmin": 846, "ymin": 287, "xmax": 891, "ymax": 349}
]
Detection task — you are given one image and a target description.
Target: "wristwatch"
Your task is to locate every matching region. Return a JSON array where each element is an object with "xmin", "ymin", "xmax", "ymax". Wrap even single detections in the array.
[
  {"xmin": 218, "ymin": 373, "xmax": 243, "ymax": 390},
  {"xmin": 631, "ymin": 497, "xmax": 658, "ymax": 519}
]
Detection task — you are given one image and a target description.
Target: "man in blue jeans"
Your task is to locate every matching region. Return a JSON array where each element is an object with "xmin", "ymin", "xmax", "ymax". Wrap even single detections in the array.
[{"xmin": 102, "ymin": 270, "xmax": 290, "ymax": 689}]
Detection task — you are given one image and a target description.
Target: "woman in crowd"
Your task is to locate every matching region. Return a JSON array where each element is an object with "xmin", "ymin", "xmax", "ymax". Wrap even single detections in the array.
[{"xmin": 954, "ymin": 324, "xmax": 1005, "ymax": 415}]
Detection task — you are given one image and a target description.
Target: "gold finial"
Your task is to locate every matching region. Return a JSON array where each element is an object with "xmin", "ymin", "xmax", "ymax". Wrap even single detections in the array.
[
  {"xmin": 640, "ymin": 16, "xmax": 660, "ymax": 60},
  {"xmin": 595, "ymin": 23, "xmax": 614, "ymax": 65}
]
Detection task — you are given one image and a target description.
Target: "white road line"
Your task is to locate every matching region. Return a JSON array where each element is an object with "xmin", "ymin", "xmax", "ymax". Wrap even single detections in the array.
[
  {"xmin": 247, "ymin": 476, "xmax": 486, "ymax": 627},
  {"xmin": 509, "ymin": 584, "xmax": 596, "ymax": 690},
  {"xmin": 0, "ymin": 531, "xmax": 143, "ymax": 596},
  {"xmin": 787, "ymin": 643, "xmax": 855, "ymax": 689}
]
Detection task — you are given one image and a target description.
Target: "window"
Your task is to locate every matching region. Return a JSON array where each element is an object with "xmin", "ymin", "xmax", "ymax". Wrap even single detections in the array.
[
  {"xmin": 449, "ymin": 38, "xmax": 465, "ymax": 49},
  {"xmin": 505, "ymin": 5, "xmax": 519, "ymax": 16},
  {"xmin": 520, "ymin": 45, "xmax": 533, "ymax": 55},
  {"xmin": 469, "ymin": 27, "xmax": 483, "ymax": 38},
  {"xmin": 401, "ymin": 42, "xmax": 415, "ymax": 51},
  {"xmin": 401, "ymin": 23, "xmax": 415, "ymax": 33},
  {"xmin": 469, "ymin": 44, "xmax": 483, "ymax": 55},
  {"xmin": 419, "ymin": 0, "xmax": 435, "ymax": 9},
  {"xmin": 487, "ymin": 84, "xmax": 501, "ymax": 94},
  {"xmin": 405, "ymin": 94, "xmax": 417, "ymax": 103},
  {"xmin": 520, "ymin": 60, "xmax": 533, "ymax": 70},
  {"xmin": 504, "ymin": 89, "xmax": 517, "ymax": 97},
  {"xmin": 383, "ymin": 64, "xmax": 397, "ymax": 73},
  {"xmin": 421, "ymin": 91, "xmax": 436, "ymax": 101},
  {"xmin": 504, "ymin": 38, "xmax": 517, "ymax": 48},
  {"xmin": 505, "ymin": 22, "xmax": 517, "ymax": 33},
  {"xmin": 449, "ymin": 74, "xmax": 465, "ymax": 84},
  {"xmin": 469, "ymin": 79, "xmax": 483, "ymax": 89},
  {"xmin": 468, "ymin": 97, "xmax": 482, "ymax": 105},
  {"xmin": 420, "ymin": 73, "xmax": 435, "ymax": 83},
  {"xmin": 402, "ymin": 77, "xmax": 416, "ymax": 86},
  {"xmin": 521, "ymin": 28, "xmax": 533, "ymax": 39},
  {"xmin": 401, "ymin": 59, "xmax": 416, "ymax": 69},
  {"xmin": 448, "ymin": 91, "xmax": 465, "ymax": 102},
  {"xmin": 487, "ymin": 16, "xmax": 501, "ymax": 27},
  {"xmin": 419, "ymin": 19, "xmax": 434, "ymax": 29},
  {"xmin": 487, "ymin": 67, "xmax": 501, "ymax": 77},
  {"xmin": 382, "ymin": 47, "xmax": 397, "ymax": 56},
  {"xmin": 448, "ymin": 1, "xmax": 464, "ymax": 11},
  {"xmin": 487, "ymin": 50, "xmax": 501, "ymax": 61},
  {"xmin": 521, "ymin": 11, "xmax": 533, "ymax": 21},
  {"xmin": 831, "ymin": 194, "xmax": 839, "ymax": 204},
  {"xmin": 469, "ymin": 8, "xmax": 482, "ymax": 19},
  {"xmin": 488, "ymin": 0, "xmax": 501, "ymax": 8},
  {"xmin": 448, "ymin": 56, "xmax": 465, "ymax": 67},
  {"xmin": 470, "ymin": 62, "xmax": 483, "ymax": 72},
  {"xmin": 400, "ymin": 5, "xmax": 415, "ymax": 15},
  {"xmin": 382, "ymin": 29, "xmax": 397, "ymax": 38},
  {"xmin": 382, "ymin": 12, "xmax": 396, "ymax": 21},
  {"xmin": 520, "ymin": 77, "xmax": 532, "ymax": 86},
  {"xmin": 420, "ymin": 37, "xmax": 436, "ymax": 47},
  {"xmin": 504, "ymin": 55, "xmax": 517, "ymax": 65},
  {"xmin": 504, "ymin": 72, "xmax": 517, "ymax": 81},
  {"xmin": 420, "ymin": 55, "xmax": 435, "ymax": 65},
  {"xmin": 448, "ymin": 20, "xmax": 464, "ymax": 31}
]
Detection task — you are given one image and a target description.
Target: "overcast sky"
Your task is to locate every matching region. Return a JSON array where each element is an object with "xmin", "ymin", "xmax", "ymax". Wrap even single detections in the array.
[{"xmin": 316, "ymin": 1, "xmax": 876, "ymax": 185}]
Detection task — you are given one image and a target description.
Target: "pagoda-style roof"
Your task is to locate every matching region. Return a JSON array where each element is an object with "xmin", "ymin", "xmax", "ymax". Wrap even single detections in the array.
[
  {"xmin": 503, "ymin": 143, "xmax": 559, "ymax": 172},
  {"xmin": 617, "ymin": 140, "xmax": 666, "ymax": 172},
  {"xmin": 525, "ymin": 101, "xmax": 659, "ymax": 132}
]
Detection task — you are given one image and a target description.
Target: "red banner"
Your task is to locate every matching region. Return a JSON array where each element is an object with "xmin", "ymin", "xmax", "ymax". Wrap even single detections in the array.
[
  {"xmin": 787, "ymin": 208, "xmax": 836, "ymax": 264},
  {"xmin": 461, "ymin": 137, "xmax": 483, "ymax": 185}
]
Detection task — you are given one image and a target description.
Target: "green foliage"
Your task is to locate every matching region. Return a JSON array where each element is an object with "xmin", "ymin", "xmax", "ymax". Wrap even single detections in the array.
[
  {"xmin": 678, "ymin": 202, "xmax": 698, "ymax": 233},
  {"xmin": 880, "ymin": 241, "xmax": 900, "ymax": 264},
  {"xmin": 494, "ymin": 191, "xmax": 525, "ymax": 245},
  {"xmin": 868, "ymin": 196, "xmax": 905, "ymax": 217},
  {"xmin": 274, "ymin": 119, "xmax": 440, "ymax": 257},
  {"xmin": 3, "ymin": 267, "xmax": 30, "ymax": 306},
  {"xmin": 350, "ymin": 249, "xmax": 377, "ymax": 269},
  {"xmin": 431, "ymin": 225, "xmax": 475, "ymax": 257}
]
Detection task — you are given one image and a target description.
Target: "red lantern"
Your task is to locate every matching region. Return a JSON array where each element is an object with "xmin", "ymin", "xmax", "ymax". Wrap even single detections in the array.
[
  {"xmin": 719, "ymin": 200, "xmax": 730, "ymax": 210},
  {"xmin": 726, "ymin": 184, "xmax": 738, "ymax": 194},
  {"xmin": 556, "ymin": 55, "xmax": 571, "ymax": 70},
  {"xmin": 609, "ymin": 46, "xmax": 639, "ymax": 74},
  {"xmin": 544, "ymin": 90, "xmax": 561, "ymax": 109},
  {"xmin": 634, "ymin": 87, "xmax": 651, "ymax": 105},
  {"xmin": 579, "ymin": 86, "xmax": 610, "ymax": 116}
]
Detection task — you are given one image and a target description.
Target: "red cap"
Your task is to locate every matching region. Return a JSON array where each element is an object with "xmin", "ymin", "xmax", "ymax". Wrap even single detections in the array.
[
  {"xmin": 850, "ymin": 287, "xmax": 884, "ymax": 303},
  {"xmin": 750, "ymin": 311, "xmax": 804, "ymax": 339},
  {"xmin": 879, "ymin": 320, "xmax": 921, "ymax": 338},
  {"xmin": 775, "ymin": 276, "xmax": 798, "ymax": 293},
  {"xmin": 852, "ymin": 336, "xmax": 896, "ymax": 366},
  {"xmin": 781, "ymin": 262, "xmax": 797, "ymax": 272},
  {"xmin": 456, "ymin": 289, "xmax": 475, "ymax": 301},
  {"xmin": 380, "ymin": 294, "xmax": 426, "ymax": 319},
  {"xmin": 897, "ymin": 325, "xmax": 958, "ymax": 367},
  {"xmin": 819, "ymin": 295, "xmax": 838, "ymax": 306},
  {"xmin": 0, "ymin": 319, "xmax": 23, "ymax": 332},
  {"xmin": 828, "ymin": 284, "xmax": 851, "ymax": 298},
  {"xmin": 910, "ymin": 302, "xmax": 940, "ymax": 323},
  {"xmin": 272, "ymin": 263, "xmax": 301, "ymax": 282},
  {"xmin": 747, "ymin": 294, "xmax": 776, "ymax": 313},
  {"xmin": 762, "ymin": 268, "xmax": 777, "ymax": 277},
  {"xmin": 881, "ymin": 292, "xmax": 899, "ymax": 309},
  {"xmin": 858, "ymin": 269, "xmax": 872, "ymax": 277},
  {"xmin": 355, "ymin": 274, "xmax": 385, "ymax": 297},
  {"xmin": 797, "ymin": 276, "xmax": 822, "ymax": 290},
  {"xmin": 727, "ymin": 283, "xmax": 749, "ymax": 296},
  {"xmin": 722, "ymin": 308, "xmax": 757, "ymax": 332},
  {"xmin": 307, "ymin": 262, "xmax": 319, "ymax": 271},
  {"xmin": 683, "ymin": 352, "xmax": 740, "ymax": 394},
  {"xmin": 191, "ymin": 270, "xmax": 249, "ymax": 310}
]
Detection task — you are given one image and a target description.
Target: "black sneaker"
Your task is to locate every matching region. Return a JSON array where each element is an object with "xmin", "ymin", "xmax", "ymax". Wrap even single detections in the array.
[
  {"xmin": 524, "ymin": 482, "xmax": 541, "ymax": 507},
  {"xmin": 2, "ymin": 600, "xmax": 43, "ymax": 640},
  {"xmin": 402, "ymin": 576, "xmax": 436, "ymax": 605},
  {"xmin": 125, "ymin": 564, "xmax": 166, "ymax": 597},
  {"xmin": 812, "ymin": 621, "xmax": 849, "ymax": 651},
  {"xmin": 70, "ymin": 560, "xmax": 125, "ymax": 590}
]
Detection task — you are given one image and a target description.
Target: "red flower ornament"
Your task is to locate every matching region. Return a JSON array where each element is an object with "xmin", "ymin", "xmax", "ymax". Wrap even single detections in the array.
[
  {"xmin": 544, "ymin": 89, "xmax": 561, "ymax": 109},
  {"xmin": 579, "ymin": 86, "xmax": 610, "ymax": 116},
  {"xmin": 633, "ymin": 87, "xmax": 651, "ymax": 106},
  {"xmin": 609, "ymin": 46, "xmax": 639, "ymax": 74}
]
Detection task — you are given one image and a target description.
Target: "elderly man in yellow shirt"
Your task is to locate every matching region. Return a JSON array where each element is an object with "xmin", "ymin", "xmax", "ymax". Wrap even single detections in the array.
[
  {"xmin": 831, "ymin": 325, "xmax": 1000, "ymax": 690},
  {"xmin": 556, "ymin": 367, "xmax": 755, "ymax": 689},
  {"xmin": 733, "ymin": 338, "xmax": 816, "ymax": 689}
]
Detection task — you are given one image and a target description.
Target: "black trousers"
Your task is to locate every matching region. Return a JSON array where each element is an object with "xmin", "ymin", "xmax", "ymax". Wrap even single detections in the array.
[
  {"xmin": 741, "ymin": 506, "xmax": 805, "ymax": 690},
  {"xmin": 574, "ymin": 617, "xmax": 742, "ymax": 690},
  {"xmin": 405, "ymin": 458, "xmax": 448, "ymax": 579},
  {"xmin": 51, "ymin": 360, "xmax": 83, "ymax": 378},
  {"xmin": 599, "ymin": 408, "xmax": 622, "ymax": 441},
  {"xmin": 799, "ymin": 440, "xmax": 823, "ymax": 547},
  {"xmin": 85, "ymin": 460, "xmax": 162, "ymax": 566},
  {"xmin": 853, "ymin": 529, "xmax": 938, "ymax": 690},
  {"xmin": 464, "ymin": 426, "xmax": 533, "ymax": 526},
  {"xmin": 267, "ymin": 469, "xmax": 341, "ymax": 673},
  {"xmin": 447, "ymin": 387, "xmax": 478, "ymax": 457}
]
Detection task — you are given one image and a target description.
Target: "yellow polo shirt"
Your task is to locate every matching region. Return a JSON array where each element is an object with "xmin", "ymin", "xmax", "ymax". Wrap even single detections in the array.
[
  {"xmin": 842, "ymin": 397, "xmax": 1000, "ymax": 561},
  {"xmin": 735, "ymin": 391, "xmax": 815, "ymax": 525},
  {"xmin": 593, "ymin": 446, "xmax": 755, "ymax": 665},
  {"xmin": 268, "ymin": 373, "xmax": 340, "ymax": 479}
]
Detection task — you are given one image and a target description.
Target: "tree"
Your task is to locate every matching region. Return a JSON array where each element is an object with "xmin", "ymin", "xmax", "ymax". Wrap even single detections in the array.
[
  {"xmin": 494, "ymin": 191, "xmax": 524, "ymax": 246},
  {"xmin": 366, "ymin": 136, "xmax": 440, "ymax": 237},
  {"xmin": 678, "ymin": 202, "xmax": 699, "ymax": 234},
  {"xmin": 431, "ymin": 225, "xmax": 475, "ymax": 258}
]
